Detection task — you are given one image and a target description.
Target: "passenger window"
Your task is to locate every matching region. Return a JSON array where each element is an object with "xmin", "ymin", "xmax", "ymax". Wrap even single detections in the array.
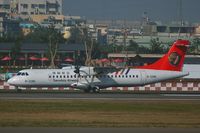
[
  {"xmin": 60, "ymin": 75, "xmax": 62, "ymax": 78},
  {"xmin": 56, "ymin": 75, "xmax": 58, "ymax": 78},
  {"xmin": 63, "ymin": 75, "xmax": 66, "ymax": 78},
  {"xmin": 136, "ymin": 75, "xmax": 138, "ymax": 78},
  {"xmin": 49, "ymin": 76, "xmax": 51, "ymax": 78},
  {"xmin": 21, "ymin": 73, "xmax": 25, "ymax": 76}
]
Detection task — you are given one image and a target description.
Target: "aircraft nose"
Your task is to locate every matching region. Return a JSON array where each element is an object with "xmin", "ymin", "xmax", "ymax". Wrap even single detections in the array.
[{"xmin": 7, "ymin": 78, "xmax": 17, "ymax": 85}]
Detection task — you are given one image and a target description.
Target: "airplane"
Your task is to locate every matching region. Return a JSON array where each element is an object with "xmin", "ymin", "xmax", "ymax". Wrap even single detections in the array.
[{"xmin": 8, "ymin": 39, "xmax": 190, "ymax": 93}]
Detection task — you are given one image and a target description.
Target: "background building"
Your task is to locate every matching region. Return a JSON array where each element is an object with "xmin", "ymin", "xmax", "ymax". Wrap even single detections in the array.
[
  {"xmin": 0, "ymin": 17, "xmax": 20, "ymax": 37},
  {"xmin": 0, "ymin": 0, "xmax": 63, "ymax": 15},
  {"xmin": 0, "ymin": 42, "xmax": 85, "ymax": 67},
  {"xmin": 0, "ymin": 0, "xmax": 10, "ymax": 13}
]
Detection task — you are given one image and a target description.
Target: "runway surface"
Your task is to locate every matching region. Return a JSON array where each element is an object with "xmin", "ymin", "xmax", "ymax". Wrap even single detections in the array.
[
  {"xmin": 0, "ymin": 92, "xmax": 200, "ymax": 100},
  {"xmin": 0, "ymin": 128, "xmax": 199, "ymax": 133}
]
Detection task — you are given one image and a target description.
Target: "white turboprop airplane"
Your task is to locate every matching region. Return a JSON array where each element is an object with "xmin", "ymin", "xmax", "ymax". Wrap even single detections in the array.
[{"xmin": 8, "ymin": 40, "xmax": 190, "ymax": 93}]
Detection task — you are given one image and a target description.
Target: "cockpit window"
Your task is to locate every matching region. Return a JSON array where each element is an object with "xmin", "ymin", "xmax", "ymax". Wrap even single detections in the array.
[
  {"xmin": 17, "ymin": 72, "xmax": 29, "ymax": 76},
  {"xmin": 17, "ymin": 72, "xmax": 21, "ymax": 76},
  {"xmin": 168, "ymin": 52, "xmax": 181, "ymax": 66}
]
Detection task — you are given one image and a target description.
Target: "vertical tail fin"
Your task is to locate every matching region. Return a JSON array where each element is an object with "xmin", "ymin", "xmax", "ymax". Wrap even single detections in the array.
[{"xmin": 137, "ymin": 40, "xmax": 190, "ymax": 71}]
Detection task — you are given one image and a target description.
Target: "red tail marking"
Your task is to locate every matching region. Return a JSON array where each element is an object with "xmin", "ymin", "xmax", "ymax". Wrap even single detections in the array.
[{"xmin": 137, "ymin": 40, "xmax": 190, "ymax": 71}]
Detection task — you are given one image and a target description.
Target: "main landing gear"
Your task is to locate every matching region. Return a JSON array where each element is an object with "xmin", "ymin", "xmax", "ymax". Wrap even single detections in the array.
[{"xmin": 83, "ymin": 86, "xmax": 100, "ymax": 93}]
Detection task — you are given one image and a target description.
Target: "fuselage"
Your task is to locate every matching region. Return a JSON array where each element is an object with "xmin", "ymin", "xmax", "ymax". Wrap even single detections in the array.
[
  {"xmin": 7, "ymin": 40, "xmax": 190, "ymax": 92},
  {"xmin": 7, "ymin": 66, "xmax": 189, "ymax": 90}
]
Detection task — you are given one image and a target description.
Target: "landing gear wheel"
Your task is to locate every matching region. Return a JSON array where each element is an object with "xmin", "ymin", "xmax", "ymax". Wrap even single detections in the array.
[
  {"xmin": 92, "ymin": 87, "xmax": 100, "ymax": 93},
  {"xmin": 83, "ymin": 87, "xmax": 100, "ymax": 93}
]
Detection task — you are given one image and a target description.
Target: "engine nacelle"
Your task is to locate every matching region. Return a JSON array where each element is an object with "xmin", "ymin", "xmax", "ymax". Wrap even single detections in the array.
[{"xmin": 70, "ymin": 83, "xmax": 89, "ymax": 90}]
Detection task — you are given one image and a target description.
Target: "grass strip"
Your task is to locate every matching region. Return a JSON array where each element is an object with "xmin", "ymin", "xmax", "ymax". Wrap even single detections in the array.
[{"xmin": 0, "ymin": 100, "xmax": 200, "ymax": 127}]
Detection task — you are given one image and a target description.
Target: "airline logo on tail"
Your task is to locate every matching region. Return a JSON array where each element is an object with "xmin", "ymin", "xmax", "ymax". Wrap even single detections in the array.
[{"xmin": 137, "ymin": 40, "xmax": 190, "ymax": 71}]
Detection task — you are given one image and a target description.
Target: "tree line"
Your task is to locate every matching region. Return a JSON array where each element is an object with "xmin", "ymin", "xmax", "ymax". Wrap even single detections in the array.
[{"xmin": 1, "ymin": 26, "xmax": 200, "ymax": 67}]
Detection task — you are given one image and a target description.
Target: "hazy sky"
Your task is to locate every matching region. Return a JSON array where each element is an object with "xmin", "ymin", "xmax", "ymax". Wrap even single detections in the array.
[{"xmin": 63, "ymin": 0, "xmax": 200, "ymax": 22}]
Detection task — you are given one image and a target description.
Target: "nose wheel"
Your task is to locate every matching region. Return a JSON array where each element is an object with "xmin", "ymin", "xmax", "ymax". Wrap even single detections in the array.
[{"xmin": 16, "ymin": 86, "xmax": 22, "ymax": 93}]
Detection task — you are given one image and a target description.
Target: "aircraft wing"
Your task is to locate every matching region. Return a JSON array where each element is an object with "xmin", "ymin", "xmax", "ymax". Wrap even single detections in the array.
[{"xmin": 93, "ymin": 66, "xmax": 122, "ymax": 75}]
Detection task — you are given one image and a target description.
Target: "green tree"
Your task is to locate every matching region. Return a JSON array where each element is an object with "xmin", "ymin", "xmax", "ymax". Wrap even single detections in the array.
[
  {"xmin": 47, "ymin": 27, "xmax": 66, "ymax": 68},
  {"xmin": 91, "ymin": 41, "xmax": 101, "ymax": 59},
  {"xmin": 0, "ymin": 30, "xmax": 24, "ymax": 43},
  {"xmin": 126, "ymin": 40, "xmax": 152, "ymax": 54},
  {"xmin": 137, "ymin": 46, "xmax": 151, "ymax": 54},
  {"xmin": 68, "ymin": 27, "xmax": 85, "ymax": 44},
  {"xmin": 190, "ymin": 38, "xmax": 200, "ymax": 54},
  {"xmin": 11, "ymin": 38, "xmax": 21, "ymax": 61},
  {"xmin": 23, "ymin": 26, "xmax": 66, "ymax": 68},
  {"xmin": 150, "ymin": 38, "xmax": 164, "ymax": 54},
  {"xmin": 72, "ymin": 27, "xmax": 95, "ymax": 66},
  {"xmin": 24, "ymin": 27, "xmax": 50, "ymax": 43},
  {"xmin": 128, "ymin": 40, "xmax": 139, "ymax": 53}
]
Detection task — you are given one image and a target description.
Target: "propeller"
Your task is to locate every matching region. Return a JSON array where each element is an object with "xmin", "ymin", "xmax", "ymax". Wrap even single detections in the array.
[
  {"xmin": 74, "ymin": 51, "xmax": 82, "ymax": 85},
  {"xmin": 74, "ymin": 66, "xmax": 80, "ymax": 75}
]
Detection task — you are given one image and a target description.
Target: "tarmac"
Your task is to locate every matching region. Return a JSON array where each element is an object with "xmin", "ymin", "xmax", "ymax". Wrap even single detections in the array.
[{"xmin": 0, "ymin": 128, "xmax": 200, "ymax": 133}]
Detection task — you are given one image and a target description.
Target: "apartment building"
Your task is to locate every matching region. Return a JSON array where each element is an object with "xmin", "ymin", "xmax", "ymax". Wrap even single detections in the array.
[
  {"xmin": 0, "ymin": 0, "xmax": 10, "ymax": 12},
  {"xmin": 0, "ymin": 0, "xmax": 63, "ymax": 15},
  {"xmin": 0, "ymin": 17, "xmax": 20, "ymax": 37}
]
